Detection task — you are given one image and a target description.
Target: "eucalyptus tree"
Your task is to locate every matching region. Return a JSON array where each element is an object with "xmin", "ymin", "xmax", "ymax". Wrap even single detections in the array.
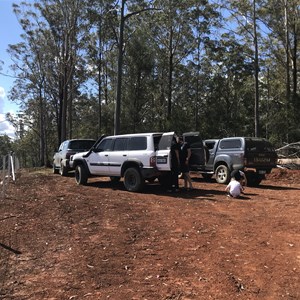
[
  {"xmin": 184, "ymin": 0, "xmax": 221, "ymax": 132},
  {"xmin": 8, "ymin": 2, "xmax": 54, "ymax": 166},
  {"xmin": 200, "ymin": 31, "xmax": 254, "ymax": 138},
  {"xmin": 111, "ymin": 0, "xmax": 162, "ymax": 134},
  {"xmin": 7, "ymin": 0, "xmax": 98, "ymax": 166},
  {"xmin": 36, "ymin": 0, "xmax": 93, "ymax": 144},
  {"xmin": 121, "ymin": 30, "xmax": 156, "ymax": 133},
  {"xmin": 83, "ymin": 0, "xmax": 119, "ymax": 136},
  {"xmin": 222, "ymin": 0, "xmax": 263, "ymax": 137},
  {"xmin": 147, "ymin": 0, "xmax": 195, "ymax": 130},
  {"xmin": 143, "ymin": 0, "xmax": 222, "ymax": 132},
  {"xmin": 0, "ymin": 135, "xmax": 12, "ymax": 157},
  {"xmin": 259, "ymin": 0, "xmax": 300, "ymax": 142}
]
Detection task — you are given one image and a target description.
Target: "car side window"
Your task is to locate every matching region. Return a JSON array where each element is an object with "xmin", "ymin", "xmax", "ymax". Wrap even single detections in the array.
[
  {"xmin": 113, "ymin": 138, "xmax": 128, "ymax": 151},
  {"xmin": 220, "ymin": 139, "xmax": 241, "ymax": 149},
  {"xmin": 153, "ymin": 135, "xmax": 162, "ymax": 151},
  {"xmin": 96, "ymin": 138, "xmax": 113, "ymax": 151},
  {"xmin": 128, "ymin": 137, "xmax": 147, "ymax": 150},
  {"xmin": 158, "ymin": 134, "xmax": 174, "ymax": 150},
  {"xmin": 205, "ymin": 141, "xmax": 216, "ymax": 150}
]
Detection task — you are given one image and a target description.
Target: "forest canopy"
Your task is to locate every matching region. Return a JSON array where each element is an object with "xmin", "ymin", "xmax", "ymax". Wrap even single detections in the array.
[{"xmin": 4, "ymin": 0, "xmax": 300, "ymax": 167}]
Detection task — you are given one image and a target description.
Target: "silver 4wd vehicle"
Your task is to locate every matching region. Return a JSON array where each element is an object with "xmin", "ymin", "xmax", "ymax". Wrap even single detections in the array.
[
  {"xmin": 69, "ymin": 132, "xmax": 206, "ymax": 192},
  {"xmin": 201, "ymin": 137, "xmax": 278, "ymax": 186},
  {"xmin": 53, "ymin": 139, "xmax": 96, "ymax": 176}
]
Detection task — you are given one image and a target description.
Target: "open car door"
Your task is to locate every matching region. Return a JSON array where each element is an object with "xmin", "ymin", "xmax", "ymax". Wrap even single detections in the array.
[
  {"xmin": 183, "ymin": 132, "xmax": 206, "ymax": 169},
  {"xmin": 156, "ymin": 132, "xmax": 175, "ymax": 171}
]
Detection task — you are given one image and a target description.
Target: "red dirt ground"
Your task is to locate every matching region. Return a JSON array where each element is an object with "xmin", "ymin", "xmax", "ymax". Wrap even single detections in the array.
[{"xmin": 0, "ymin": 168, "xmax": 299, "ymax": 300}]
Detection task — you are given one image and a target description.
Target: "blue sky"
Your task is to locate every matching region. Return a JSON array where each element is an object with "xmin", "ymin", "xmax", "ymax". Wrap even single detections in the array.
[{"xmin": 0, "ymin": 0, "xmax": 24, "ymax": 138}]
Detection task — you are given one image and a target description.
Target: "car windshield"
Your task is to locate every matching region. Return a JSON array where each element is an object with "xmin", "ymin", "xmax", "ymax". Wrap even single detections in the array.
[{"xmin": 69, "ymin": 140, "xmax": 95, "ymax": 150}]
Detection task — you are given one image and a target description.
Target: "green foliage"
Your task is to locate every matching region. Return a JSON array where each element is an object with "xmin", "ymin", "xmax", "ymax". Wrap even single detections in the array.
[
  {"xmin": 0, "ymin": 135, "xmax": 13, "ymax": 157},
  {"xmin": 4, "ymin": 0, "xmax": 300, "ymax": 167}
]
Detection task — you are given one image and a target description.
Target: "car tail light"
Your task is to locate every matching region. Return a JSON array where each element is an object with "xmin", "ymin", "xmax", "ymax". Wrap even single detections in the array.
[{"xmin": 150, "ymin": 156, "xmax": 156, "ymax": 167}]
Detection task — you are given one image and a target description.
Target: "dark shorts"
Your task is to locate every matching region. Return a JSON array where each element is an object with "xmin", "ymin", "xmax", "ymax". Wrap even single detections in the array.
[{"xmin": 181, "ymin": 164, "xmax": 189, "ymax": 173}]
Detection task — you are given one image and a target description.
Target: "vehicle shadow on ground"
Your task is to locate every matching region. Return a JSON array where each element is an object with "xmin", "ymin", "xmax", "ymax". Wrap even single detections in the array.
[
  {"xmin": 256, "ymin": 184, "xmax": 300, "ymax": 191},
  {"xmin": 192, "ymin": 176, "xmax": 300, "ymax": 191},
  {"xmin": 86, "ymin": 180, "xmax": 247, "ymax": 201}
]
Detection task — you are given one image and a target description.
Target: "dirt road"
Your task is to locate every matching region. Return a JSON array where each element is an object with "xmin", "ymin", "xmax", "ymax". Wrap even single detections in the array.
[{"xmin": 1, "ymin": 168, "xmax": 299, "ymax": 299}]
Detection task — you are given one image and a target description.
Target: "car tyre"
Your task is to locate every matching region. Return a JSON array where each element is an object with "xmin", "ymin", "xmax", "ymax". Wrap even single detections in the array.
[
  {"xmin": 59, "ymin": 163, "xmax": 68, "ymax": 176},
  {"xmin": 75, "ymin": 164, "xmax": 88, "ymax": 185},
  {"xmin": 246, "ymin": 171, "xmax": 263, "ymax": 187},
  {"xmin": 53, "ymin": 163, "xmax": 59, "ymax": 174},
  {"xmin": 215, "ymin": 165, "xmax": 230, "ymax": 184},
  {"xmin": 124, "ymin": 167, "xmax": 144, "ymax": 192}
]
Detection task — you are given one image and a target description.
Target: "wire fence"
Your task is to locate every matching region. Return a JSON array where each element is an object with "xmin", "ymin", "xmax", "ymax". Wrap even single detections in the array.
[{"xmin": 1, "ymin": 153, "xmax": 20, "ymax": 199}]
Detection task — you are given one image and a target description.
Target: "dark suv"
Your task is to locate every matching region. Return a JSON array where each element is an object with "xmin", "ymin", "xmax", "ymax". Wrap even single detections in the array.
[
  {"xmin": 201, "ymin": 137, "xmax": 277, "ymax": 186},
  {"xmin": 53, "ymin": 139, "xmax": 95, "ymax": 176}
]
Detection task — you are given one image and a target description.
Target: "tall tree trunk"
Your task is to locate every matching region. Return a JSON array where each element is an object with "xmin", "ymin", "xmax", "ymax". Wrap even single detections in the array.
[
  {"xmin": 195, "ymin": 35, "xmax": 201, "ymax": 130},
  {"xmin": 39, "ymin": 85, "xmax": 45, "ymax": 166},
  {"xmin": 292, "ymin": 24, "xmax": 297, "ymax": 96},
  {"xmin": 114, "ymin": 0, "xmax": 125, "ymax": 135},
  {"xmin": 97, "ymin": 21, "xmax": 103, "ymax": 135},
  {"xmin": 253, "ymin": 0, "xmax": 260, "ymax": 137},
  {"xmin": 167, "ymin": 26, "xmax": 173, "ymax": 122},
  {"xmin": 291, "ymin": 12, "xmax": 298, "ymax": 118},
  {"xmin": 284, "ymin": 0, "xmax": 291, "ymax": 141}
]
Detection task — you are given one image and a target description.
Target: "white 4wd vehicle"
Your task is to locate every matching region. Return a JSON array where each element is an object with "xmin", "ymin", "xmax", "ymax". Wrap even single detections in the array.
[{"xmin": 69, "ymin": 132, "xmax": 205, "ymax": 192}]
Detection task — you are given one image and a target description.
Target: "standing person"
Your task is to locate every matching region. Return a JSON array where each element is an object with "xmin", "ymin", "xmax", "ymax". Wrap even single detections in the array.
[
  {"xmin": 178, "ymin": 136, "xmax": 194, "ymax": 191},
  {"xmin": 167, "ymin": 136, "xmax": 181, "ymax": 192},
  {"xmin": 225, "ymin": 176, "xmax": 244, "ymax": 198}
]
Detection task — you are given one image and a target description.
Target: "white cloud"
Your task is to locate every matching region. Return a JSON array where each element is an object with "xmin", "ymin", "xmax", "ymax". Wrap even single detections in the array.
[
  {"xmin": 0, "ymin": 113, "xmax": 16, "ymax": 139},
  {"xmin": 0, "ymin": 86, "xmax": 5, "ymax": 98},
  {"xmin": 0, "ymin": 86, "xmax": 5, "ymax": 113},
  {"xmin": 0, "ymin": 86, "xmax": 18, "ymax": 138}
]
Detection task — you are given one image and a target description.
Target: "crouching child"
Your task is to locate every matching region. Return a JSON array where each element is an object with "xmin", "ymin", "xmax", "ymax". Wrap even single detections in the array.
[{"xmin": 225, "ymin": 177, "xmax": 244, "ymax": 198}]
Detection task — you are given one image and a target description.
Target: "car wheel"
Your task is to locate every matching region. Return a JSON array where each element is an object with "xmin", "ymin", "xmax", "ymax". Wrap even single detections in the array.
[
  {"xmin": 246, "ymin": 171, "xmax": 263, "ymax": 187},
  {"xmin": 124, "ymin": 167, "xmax": 144, "ymax": 192},
  {"xmin": 75, "ymin": 165, "xmax": 88, "ymax": 185},
  {"xmin": 53, "ymin": 163, "xmax": 59, "ymax": 174},
  {"xmin": 215, "ymin": 165, "xmax": 230, "ymax": 184},
  {"xmin": 59, "ymin": 163, "xmax": 68, "ymax": 176}
]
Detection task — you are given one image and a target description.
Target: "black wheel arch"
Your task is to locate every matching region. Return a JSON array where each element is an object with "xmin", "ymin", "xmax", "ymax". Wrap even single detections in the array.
[
  {"xmin": 213, "ymin": 161, "xmax": 230, "ymax": 173},
  {"xmin": 121, "ymin": 160, "xmax": 143, "ymax": 177},
  {"xmin": 72, "ymin": 159, "xmax": 91, "ymax": 176}
]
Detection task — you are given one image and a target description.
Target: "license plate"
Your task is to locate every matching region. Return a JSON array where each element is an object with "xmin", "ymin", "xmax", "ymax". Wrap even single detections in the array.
[
  {"xmin": 157, "ymin": 157, "xmax": 167, "ymax": 164},
  {"xmin": 258, "ymin": 170, "xmax": 266, "ymax": 174},
  {"xmin": 253, "ymin": 157, "xmax": 270, "ymax": 163}
]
